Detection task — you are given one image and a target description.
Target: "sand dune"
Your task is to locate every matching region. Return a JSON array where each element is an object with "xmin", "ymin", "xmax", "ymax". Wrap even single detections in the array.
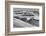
[{"xmin": 13, "ymin": 18, "xmax": 33, "ymax": 27}]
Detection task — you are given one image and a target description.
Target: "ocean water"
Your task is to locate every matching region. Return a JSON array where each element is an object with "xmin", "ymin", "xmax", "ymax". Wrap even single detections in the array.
[{"xmin": 33, "ymin": 19, "xmax": 39, "ymax": 27}]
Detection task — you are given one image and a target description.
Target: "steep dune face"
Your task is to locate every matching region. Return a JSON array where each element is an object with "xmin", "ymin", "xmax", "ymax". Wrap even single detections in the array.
[{"xmin": 13, "ymin": 18, "xmax": 33, "ymax": 28}]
